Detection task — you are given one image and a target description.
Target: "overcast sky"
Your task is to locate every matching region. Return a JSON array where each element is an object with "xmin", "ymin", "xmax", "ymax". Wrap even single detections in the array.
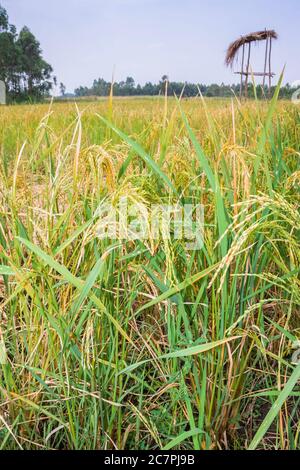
[{"xmin": 2, "ymin": 0, "xmax": 299, "ymax": 93}]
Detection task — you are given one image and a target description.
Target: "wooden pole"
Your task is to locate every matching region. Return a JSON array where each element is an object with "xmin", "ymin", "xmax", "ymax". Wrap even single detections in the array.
[
  {"xmin": 245, "ymin": 42, "xmax": 251, "ymax": 98},
  {"xmin": 268, "ymin": 36, "xmax": 273, "ymax": 97},
  {"xmin": 262, "ymin": 35, "xmax": 269, "ymax": 94},
  {"xmin": 240, "ymin": 44, "xmax": 245, "ymax": 98}
]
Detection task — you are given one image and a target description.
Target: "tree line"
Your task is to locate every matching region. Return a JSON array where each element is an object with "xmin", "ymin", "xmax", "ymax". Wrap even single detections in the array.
[{"xmin": 74, "ymin": 75, "xmax": 297, "ymax": 100}]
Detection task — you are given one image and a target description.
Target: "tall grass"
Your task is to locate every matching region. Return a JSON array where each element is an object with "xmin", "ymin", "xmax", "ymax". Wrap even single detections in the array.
[{"xmin": 0, "ymin": 95, "xmax": 299, "ymax": 450}]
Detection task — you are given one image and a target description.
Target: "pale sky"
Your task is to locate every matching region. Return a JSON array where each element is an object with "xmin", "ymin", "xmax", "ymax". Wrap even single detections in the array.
[{"xmin": 2, "ymin": 0, "xmax": 299, "ymax": 93}]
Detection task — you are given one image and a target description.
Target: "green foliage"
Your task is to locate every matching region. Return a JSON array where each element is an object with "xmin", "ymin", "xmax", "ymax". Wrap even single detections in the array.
[
  {"xmin": 75, "ymin": 75, "xmax": 297, "ymax": 100},
  {"xmin": 0, "ymin": 3, "xmax": 54, "ymax": 102},
  {"xmin": 59, "ymin": 82, "xmax": 66, "ymax": 97},
  {"xmin": 0, "ymin": 94, "xmax": 299, "ymax": 450}
]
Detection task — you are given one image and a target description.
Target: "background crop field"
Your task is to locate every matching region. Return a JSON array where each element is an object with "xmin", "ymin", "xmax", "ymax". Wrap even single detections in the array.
[{"xmin": 0, "ymin": 95, "xmax": 300, "ymax": 450}]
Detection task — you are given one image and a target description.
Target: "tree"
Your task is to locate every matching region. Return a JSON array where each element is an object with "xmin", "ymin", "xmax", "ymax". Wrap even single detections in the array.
[
  {"xmin": 0, "ymin": 4, "xmax": 9, "ymax": 32},
  {"xmin": 17, "ymin": 26, "xmax": 53, "ymax": 99},
  {"xmin": 161, "ymin": 75, "xmax": 169, "ymax": 94},
  {"xmin": 92, "ymin": 78, "xmax": 110, "ymax": 96},
  {"xmin": 0, "ymin": 5, "xmax": 20, "ymax": 96},
  {"xmin": 0, "ymin": 4, "xmax": 54, "ymax": 101},
  {"xmin": 60, "ymin": 82, "xmax": 66, "ymax": 96},
  {"xmin": 125, "ymin": 76, "xmax": 135, "ymax": 94}
]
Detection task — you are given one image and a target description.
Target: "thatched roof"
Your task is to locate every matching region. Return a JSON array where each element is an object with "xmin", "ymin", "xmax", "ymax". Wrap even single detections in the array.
[{"xmin": 225, "ymin": 30, "xmax": 278, "ymax": 67}]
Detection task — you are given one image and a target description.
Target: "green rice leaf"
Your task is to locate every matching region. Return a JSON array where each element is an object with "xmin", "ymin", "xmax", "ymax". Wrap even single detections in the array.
[{"xmin": 248, "ymin": 363, "xmax": 300, "ymax": 450}]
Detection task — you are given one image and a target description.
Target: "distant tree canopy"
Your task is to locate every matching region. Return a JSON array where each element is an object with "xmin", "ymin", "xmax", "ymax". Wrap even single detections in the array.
[
  {"xmin": 0, "ymin": 4, "xmax": 54, "ymax": 102},
  {"xmin": 75, "ymin": 75, "xmax": 296, "ymax": 100}
]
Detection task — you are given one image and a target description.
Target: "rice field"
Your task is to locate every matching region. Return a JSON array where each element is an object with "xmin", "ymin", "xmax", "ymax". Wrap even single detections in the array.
[{"xmin": 0, "ymin": 92, "xmax": 299, "ymax": 450}]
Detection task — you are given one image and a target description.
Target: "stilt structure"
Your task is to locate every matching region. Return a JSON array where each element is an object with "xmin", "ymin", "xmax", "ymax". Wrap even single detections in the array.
[{"xmin": 225, "ymin": 29, "xmax": 278, "ymax": 98}]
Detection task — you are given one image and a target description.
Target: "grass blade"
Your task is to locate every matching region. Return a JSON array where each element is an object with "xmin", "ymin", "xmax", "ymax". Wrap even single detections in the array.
[
  {"xmin": 120, "ymin": 337, "xmax": 240, "ymax": 375},
  {"xmin": 17, "ymin": 237, "xmax": 133, "ymax": 345},
  {"xmin": 97, "ymin": 114, "xmax": 177, "ymax": 194},
  {"xmin": 248, "ymin": 364, "xmax": 300, "ymax": 450}
]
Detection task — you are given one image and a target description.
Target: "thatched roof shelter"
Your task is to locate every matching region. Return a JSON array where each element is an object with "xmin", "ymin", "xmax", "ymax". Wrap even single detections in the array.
[{"xmin": 225, "ymin": 30, "xmax": 278, "ymax": 68}]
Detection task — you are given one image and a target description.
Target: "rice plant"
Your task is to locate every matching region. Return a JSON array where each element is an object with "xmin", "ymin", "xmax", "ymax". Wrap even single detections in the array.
[{"xmin": 0, "ymin": 93, "xmax": 299, "ymax": 450}]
